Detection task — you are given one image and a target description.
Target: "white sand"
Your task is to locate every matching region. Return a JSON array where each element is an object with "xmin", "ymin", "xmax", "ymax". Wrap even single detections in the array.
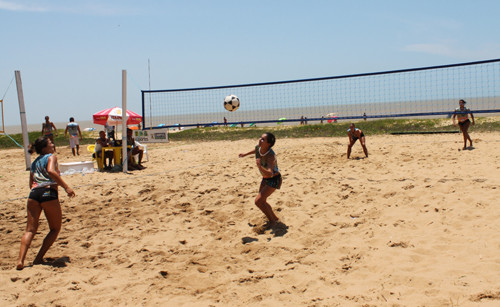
[{"xmin": 1, "ymin": 133, "xmax": 499, "ymax": 306}]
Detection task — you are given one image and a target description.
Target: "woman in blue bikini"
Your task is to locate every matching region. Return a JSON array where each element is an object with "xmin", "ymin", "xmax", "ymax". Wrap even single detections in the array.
[
  {"xmin": 16, "ymin": 136, "xmax": 75, "ymax": 270},
  {"xmin": 239, "ymin": 132, "xmax": 282, "ymax": 232}
]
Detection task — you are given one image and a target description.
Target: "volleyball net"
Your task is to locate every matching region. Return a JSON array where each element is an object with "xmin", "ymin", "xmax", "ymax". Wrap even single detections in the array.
[{"xmin": 141, "ymin": 58, "xmax": 500, "ymax": 129}]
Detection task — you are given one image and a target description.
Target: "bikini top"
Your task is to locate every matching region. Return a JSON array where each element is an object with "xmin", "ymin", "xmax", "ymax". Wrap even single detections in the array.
[
  {"xmin": 31, "ymin": 154, "xmax": 57, "ymax": 189},
  {"xmin": 255, "ymin": 145, "xmax": 279, "ymax": 174}
]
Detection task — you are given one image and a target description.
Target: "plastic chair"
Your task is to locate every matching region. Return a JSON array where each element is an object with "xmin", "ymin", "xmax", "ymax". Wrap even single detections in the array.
[{"xmin": 87, "ymin": 144, "xmax": 104, "ymax": 170}]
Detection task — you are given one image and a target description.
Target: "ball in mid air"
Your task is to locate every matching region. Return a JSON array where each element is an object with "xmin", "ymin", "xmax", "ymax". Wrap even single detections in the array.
[{"xmin": 224, "ymin": 94, "xmax": 240, "ymax": 112}]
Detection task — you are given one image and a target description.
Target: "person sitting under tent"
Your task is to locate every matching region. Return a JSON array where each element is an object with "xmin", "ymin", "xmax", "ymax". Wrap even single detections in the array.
[
  {"xmin": 95, "ymin": 131, "xmax": 114, "ymax": 170},
  {"xmin": 126, "ymin": 128, "xmax": 145, "ymax": 170},
  {"xmin": 104, "ymin": 122, "xmax": 115, "ymax": 141}
]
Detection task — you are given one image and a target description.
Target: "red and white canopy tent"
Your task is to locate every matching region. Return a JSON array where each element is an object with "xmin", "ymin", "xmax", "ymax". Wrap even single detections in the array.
[
  {"xmin": 92, "ymin": 106, "xmax": 142, "ymax": 172},
  {"xmin": 326, "ymin": 112, "xmax": 338, "ymax": 123},
  {"xmin": 93, "ymin": 107, "xmax": 142, "ymax": 126},
  {"xmin": 93, "ymin": 106, "xmax": 142, "ymax": 139}
]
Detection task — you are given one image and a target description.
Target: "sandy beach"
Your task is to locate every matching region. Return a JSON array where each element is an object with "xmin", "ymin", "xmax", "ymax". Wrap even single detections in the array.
[{"xmin": 1, "ymin": 133, "xmax": 499, "ymax": 306}]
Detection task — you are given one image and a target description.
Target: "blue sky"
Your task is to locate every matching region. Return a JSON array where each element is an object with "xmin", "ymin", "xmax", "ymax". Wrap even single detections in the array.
[{"xmin": 1, "ymin": 0, "xmax": 499, "ymax": 127}]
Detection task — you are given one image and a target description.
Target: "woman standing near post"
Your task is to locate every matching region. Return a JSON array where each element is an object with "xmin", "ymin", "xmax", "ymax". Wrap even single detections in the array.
[
  {"xmin": 452, "ymin": 99, "xmax": 475, "ymax": 150},
  {"xmin": 16, "ymin": 137, "xmax": 75, "ymax": 270}
]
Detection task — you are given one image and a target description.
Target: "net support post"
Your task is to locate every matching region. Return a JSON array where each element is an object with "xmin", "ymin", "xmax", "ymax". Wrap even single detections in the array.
[
  {"xmin": 122, "ymin": 70, "xmax": 128, "ymax": 173},
  {"xmin": 15, "ymin": 71, "xmax": 31, "ymax": 171}
]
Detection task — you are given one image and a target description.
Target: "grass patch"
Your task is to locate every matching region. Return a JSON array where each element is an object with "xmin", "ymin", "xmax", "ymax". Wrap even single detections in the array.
[
  {"xmin": 1, "ymin": 117, "xmax": 498, "ymax": 148},
  {"xmin": 167, "ymin": 117, "xmax": 500, "ymax": 142},
  {"xmin": 0, "ymin": 130, "xmax": 97, "ymax": 149}
]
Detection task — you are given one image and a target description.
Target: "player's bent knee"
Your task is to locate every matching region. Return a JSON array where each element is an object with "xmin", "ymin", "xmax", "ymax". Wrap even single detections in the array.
[
  {"xmin": 26, "ymin": 227, "xmax": 38, "ymax": 234},
  {"xmin": 49, "ymin": 226, "xmax": 61, "ymax": 232},
  {"xmin": 255, "ymin": 197, "xmax": 266, "ymax": 206}
]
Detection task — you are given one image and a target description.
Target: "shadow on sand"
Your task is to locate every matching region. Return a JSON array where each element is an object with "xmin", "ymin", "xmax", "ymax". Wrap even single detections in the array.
[{"xmin": 40, "ymin": 256, "xmax": 71, "ymax": 268}]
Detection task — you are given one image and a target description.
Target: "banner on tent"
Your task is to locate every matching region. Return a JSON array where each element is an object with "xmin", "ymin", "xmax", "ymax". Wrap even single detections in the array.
[{"xmin": 133, "ymin": 128, "xmax": 169, "ymax": 143}]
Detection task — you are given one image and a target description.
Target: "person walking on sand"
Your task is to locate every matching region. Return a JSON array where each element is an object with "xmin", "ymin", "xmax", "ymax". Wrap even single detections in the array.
[
  {"xmin": 239, "ymin": 132, "xmax": 284, "ymax": 234},
  {"xmin": 347, "ymin": 123, "xmax": 368, "ymax": 159},
  {"xmin": 452, "ymin": 99, "xmax": 475, "ymax": 150},
  {"xmin": 64, "ymin": 117, "xmax": 82, "ymax": 156},
  {"xmin": 16, "ymin": 137, "xmax": 75, "ymax": 270},
  {"xmin": 42, "ymin": 116, "xmax": 58, "ymax": 152}
]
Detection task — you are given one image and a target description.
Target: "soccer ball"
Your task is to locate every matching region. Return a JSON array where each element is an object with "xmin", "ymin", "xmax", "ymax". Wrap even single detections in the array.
[{"xmin": 224, "ymin": 94, "xmax": 240, "ymax": 112}]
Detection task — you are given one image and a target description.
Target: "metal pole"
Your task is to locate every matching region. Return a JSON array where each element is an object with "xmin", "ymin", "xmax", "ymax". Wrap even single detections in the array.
[
  {"xmin": 148, "ymin": 58, "xmax": 152, "ymax": 128},
  {"xmin": 15, "ymin": 71, "xmax": 31, "ymax": 170},
  {"xmin": 0, "ymin": 99, "xmax": 4, "ymax": 133},
  {"xmin": 122, "ymin": 70, "xmax": 128, "ymax": 173}
]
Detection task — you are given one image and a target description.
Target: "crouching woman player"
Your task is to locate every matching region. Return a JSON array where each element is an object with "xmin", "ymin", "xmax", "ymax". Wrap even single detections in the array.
[{"xmin": 239, "ymin": 132, "xmax": 283, "ymax": 233}]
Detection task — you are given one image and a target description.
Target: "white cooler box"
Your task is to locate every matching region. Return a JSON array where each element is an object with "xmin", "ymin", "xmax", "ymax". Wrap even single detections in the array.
[{"xmin": 59, "ymin": 161, "xmax": 95, "ymax": 175}]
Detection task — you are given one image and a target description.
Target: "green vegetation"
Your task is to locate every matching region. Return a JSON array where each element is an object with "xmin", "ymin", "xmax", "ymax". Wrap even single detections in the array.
[
  {"xmin": 168, "ymin": 117, "xmax": 500, "ymax": 142},
  {"xmin": 1, "ymin": 117, "xmax": 498, "ymax": 148},
  {"xmin": 0, "ymin": 130, "xmax": 97, "ymax": 149}
]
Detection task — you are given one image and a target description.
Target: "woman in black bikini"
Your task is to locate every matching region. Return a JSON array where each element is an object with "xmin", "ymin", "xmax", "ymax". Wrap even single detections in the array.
[
  {"xmin": 16, "ymin": 137, "xmax": 75, "ymax": 270},
  {"xmin": 239, "ymin": 132, "xmax": 282, "ymax": 232},
  {"xmin": 452, "ymin": 99, "xmax": 475, "ymax": 150},
  {"xmin": 347, "ymin": 123, "xmax": 368, "ymax": 159}
]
